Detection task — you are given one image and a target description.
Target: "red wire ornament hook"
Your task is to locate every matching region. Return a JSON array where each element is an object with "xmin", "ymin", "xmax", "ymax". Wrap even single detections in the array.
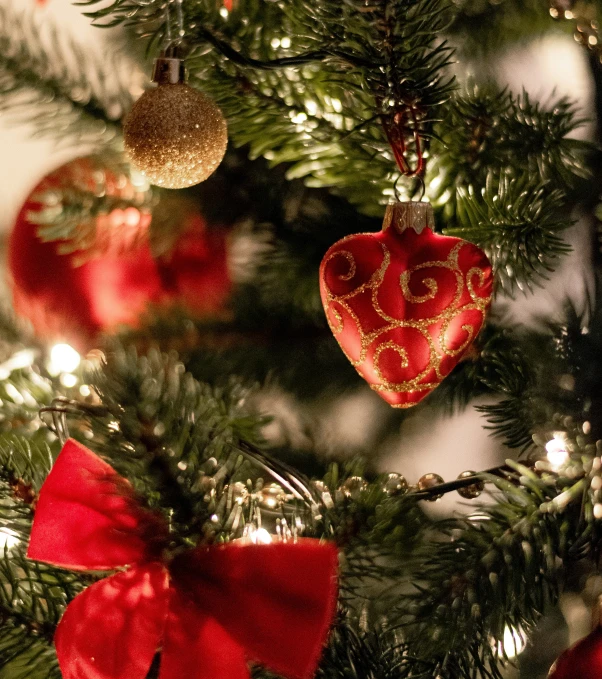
[{"xmin": 382, "ymin": 106, "xmax": 425, "ymax": 179}]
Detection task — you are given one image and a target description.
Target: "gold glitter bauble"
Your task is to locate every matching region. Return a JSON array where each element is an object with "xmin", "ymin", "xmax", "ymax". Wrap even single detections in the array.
[
  {"xmin": 229, "ymin": 481, "xmax": 248, "ymax": 505},
  {"xmin": 312, "ymin": 480, "xmax": 334, "ymax": 508},
  {"xmin": 456, "ymin": 470, "xmax": 484, "ymax": 499},
  {"xmin": 383, "ymin": 472, "xmax": 408, "ymax": 496},
  {"xmin": 340, "ymin": 476, "xmax": 368, "ymax": 500},
  {"xmin": 417, "ymin": 473, "xmax": 444, "ymax": 501},
  {"xmin": 123, "ymin": 83, "xmax": 227, "ymax": 189},
  {"xmin": 258, "ymin": 483, "xmax": 286, "ymax": 509}
]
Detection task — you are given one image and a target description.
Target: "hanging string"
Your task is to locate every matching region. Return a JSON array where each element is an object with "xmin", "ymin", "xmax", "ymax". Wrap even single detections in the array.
[
  {"xmin": 382, "ymin": 106, "xmax": 425, "ymax": 181},
  {"xmin": 175, "ymin": 0, "xmax": 185, "ymax": 43},
  {"xmin": 164, "ymin": 3, "xmax": 173, "ymax": 50}
]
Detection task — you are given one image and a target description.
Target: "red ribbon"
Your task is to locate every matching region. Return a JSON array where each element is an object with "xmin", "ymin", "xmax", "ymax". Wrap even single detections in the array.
[{"xmin": 27, "ymin": 439, "xmax": 339, "ymax": 679}]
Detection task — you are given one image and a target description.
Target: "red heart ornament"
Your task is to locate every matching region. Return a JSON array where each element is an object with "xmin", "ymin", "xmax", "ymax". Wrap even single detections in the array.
[
  {"xmin": 319, "ymin": 202, "xmax": 493, "ymax": 408},
  {"xmin": 548, "ymin": 626, "xmax": 602, "ymax": 679}
]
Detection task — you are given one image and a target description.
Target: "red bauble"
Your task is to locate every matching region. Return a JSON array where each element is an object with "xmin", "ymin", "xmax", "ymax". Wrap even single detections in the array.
[
  {"xmin": 8, "ymin": 156, "xmax": 234, "ymax": 350},
  {"xmin": 548, "ymin": 626, "xmax": 602, "ymax": 678},
  {"xmin": 8, "ymin": 156, "xmax": 165, "ymax": 351},
  {"xmin": 319, "ymin": 202, "xmax": 493, "ymax": 408},
  {"xmin": 157, "ymin": 214, "xmax": 232, "ymax": 318}
]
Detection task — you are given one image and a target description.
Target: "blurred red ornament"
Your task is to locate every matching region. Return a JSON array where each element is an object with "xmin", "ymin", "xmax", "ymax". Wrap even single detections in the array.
[
  {"xmin": 8, "ymin": 156, "xmax": 164, "ymax": 351},
  {"xmin": 548, "ymin": 626, "xmax": 602, "ymax": 678},
  {"xmin": 8, "ymin": 156, "xmax": 233, "ymax": 351},
  {"xmin": 319, "ymin": 201, "xmax": 492, "ymax": 408},
  {"xmin": 158, "ymin": 214, "xmax": 232, "ymax": 318}
]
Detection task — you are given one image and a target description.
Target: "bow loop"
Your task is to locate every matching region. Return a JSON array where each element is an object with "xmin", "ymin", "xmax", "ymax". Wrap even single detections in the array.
[
  {"xmin": 171, "ymin": 542, "xmax": 339, "ymax": 679},
  {"xmin": 27, "ymin": 439, "xmax": 168, "ymax": 571},
  {"xmin": 55, "ymin": 563, "xmax": 170, "ymax": 679}
]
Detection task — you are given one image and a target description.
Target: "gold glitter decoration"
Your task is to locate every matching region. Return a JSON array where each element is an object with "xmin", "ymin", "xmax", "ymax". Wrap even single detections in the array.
[
  {"xmin": 340, "ymin": 476, "xmax": 368, "ymax": 500},
  {"xmin": 123, "ymin": 83, "xmax": 227, "ymax": 189},
  {"xmin": 383, "ymin": 472, "xmax": 408, "ymax": 496},
  {"xmin": 417, "ymin": 473, "xmax": 444, "ymax": 501},
  {"xmin": 258, "ymin": 483, "xmax": 286, "ymax": 509},
  {"xmin": 456, "ymin": 471, "xmax": 484, "ymax": 499}
]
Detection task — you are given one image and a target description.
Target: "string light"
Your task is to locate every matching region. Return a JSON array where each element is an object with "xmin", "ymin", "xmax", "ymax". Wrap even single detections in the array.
[
  {"xmin": 49, "ymin": 343, "xmax": 81, "ymax": 374},
  {"xmin": 0, "ymin": 350, "xmax": 36, "ymax": 380},
  {"xmin": 546, "ymin": 434, "xmax": 569, "ymax": 470},
  {"xmin": 0, "ymin": 528, "xmax": 20, "ymax": 551},
  {"xmin": 497, "ymin": 626, "xmax": 526, "ymax": 659},
  {"xmin": 248, "ymin": 527, "xmax": 273, "ymax": 544},
  {"xmin": 60, "ymin": 373, "xmax": 78, "ymax": 388}
]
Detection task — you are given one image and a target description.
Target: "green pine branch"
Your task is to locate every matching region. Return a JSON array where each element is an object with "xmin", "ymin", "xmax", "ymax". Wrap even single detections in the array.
[
  {"xmin": 0, "ymin": 438, "xmax": 88, "ymax": 679},
  {"xmin": 400, "ymin": 454, "xmax": 594, "ymax": 678},
  {"xmin": 449, "ymin": 173, "xmax": 573, "ymax": 294},
  {"xmin": 0, "ymin": 5, "xmax": 130, "ymax": 145},
  {"xmin": 80, "ymin": 0, "xmax": 454, "ymax": 214},
  {"xmin": 449, "ymin": 0, "xmax": 573, "ymax": 57},
  {"xmin": 430, "ymin": 89, "xmax": 590, "ymax": 210},
  {"xmin": 428, "ymin": 89, "xmax": 590, "ymax": 293}
]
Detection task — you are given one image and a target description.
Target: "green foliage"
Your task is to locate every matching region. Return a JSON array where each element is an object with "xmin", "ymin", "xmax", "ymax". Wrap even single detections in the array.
[
  {"xmin": 80, "ymin": 0, "xmax": 454, "ymax": 214},
  {"xmin": 78, "ymin": 345, "xmax": 265, "ymax": 540},
  {"xmin": 315, "ymin": 617, "xmax": 434, "ymax": 678},
  {"xmin": 0, "ymin": 438, "xmax": 87, "ymax": 679},
  {"xmin": 430, "ymin": 89, "xmax": 589, "ymax": 206},
  {"xmin": 476, "ymin": 302, "xmax": 602, "ymax": 452},
  {"xmin": 450, "ymin": 174, "xmax": 573, "ymax": 294},
  {"xmin": 0, "ymin": 4, "xmax": 129, "ymax": 145},
  {"xmin": 429, "ymin": 88, "xmax": 590, "ymax": 293},
  {"xmin": 399, "ymin": 460, "xmax": 594, "ymax": 678},
  {"xmin": 449, "ymin": 0, "xmax": 568, "ymax": 56}
]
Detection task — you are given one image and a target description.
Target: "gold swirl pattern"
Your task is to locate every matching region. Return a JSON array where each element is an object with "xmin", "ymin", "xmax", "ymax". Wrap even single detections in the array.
[
  {"xmin": 320, "ymin": 225, "xmax": 493, "ymax": 408},
  {"xmin": 399, "ymin": 272, "xmax": 438, "ymax": 304}
]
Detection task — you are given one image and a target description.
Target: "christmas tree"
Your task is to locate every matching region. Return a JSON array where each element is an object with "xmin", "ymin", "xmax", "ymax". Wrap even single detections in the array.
[{"xmin": 0, "ymin": 0, "xmax": 601, "ymax": 677}]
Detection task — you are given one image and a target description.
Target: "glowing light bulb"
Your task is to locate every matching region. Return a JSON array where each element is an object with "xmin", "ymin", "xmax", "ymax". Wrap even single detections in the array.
[
  {"xmin": 497, "ymin": 626, "xmax": 525, "ymax": 659},
  {"xmin": 60, "ymin": 373, "xmax": 78, "ymax": 388},
  {"xmin": 0, "ymin": 528, "xmax": 20, "ymax": 551},
  {"xmin": 50, "ymin": 344, "xmax": 81, "ymax": 374},
  {"xmin": 0, "ymin": 349, "xmax": 36, "ymax": 380},
  {"xmin": 290, "ymin": 111, "xmax": 307, "ymax": 124},
  {"xmin": 546, "ymin": 435, "xmax": 569, "ymax": 470},
  {"xmin": 250, "ymin": 527, "xmax": 273, "ymax": 544}
]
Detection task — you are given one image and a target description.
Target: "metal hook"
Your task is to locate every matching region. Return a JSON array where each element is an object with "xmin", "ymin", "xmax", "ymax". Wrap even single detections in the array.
[
  {"xmin": 414, "ymin": 175, "xmax": 426, "ymax": 202},
  {"xmin": 393, "ymin": 173, "xmax": 404, "ymax": 202},
  {"xmin": 39, "ymin": 398, "xmax": 109, "ymax": 445},
  {"xmin": 39, "ymin": 399, "xmax": 74, "ymax": 444}
]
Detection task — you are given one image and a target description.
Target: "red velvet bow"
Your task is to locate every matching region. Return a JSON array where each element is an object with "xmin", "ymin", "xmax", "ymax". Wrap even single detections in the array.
[{"xmin": 27, "ymin": 439, "xmax": 338, "ymax": 679}]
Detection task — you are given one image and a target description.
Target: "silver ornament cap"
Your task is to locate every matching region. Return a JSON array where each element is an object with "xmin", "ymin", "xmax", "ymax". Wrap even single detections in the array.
[{"xmin": 382, "ymin": 201, "xmax": 435, "ymax": 235}]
